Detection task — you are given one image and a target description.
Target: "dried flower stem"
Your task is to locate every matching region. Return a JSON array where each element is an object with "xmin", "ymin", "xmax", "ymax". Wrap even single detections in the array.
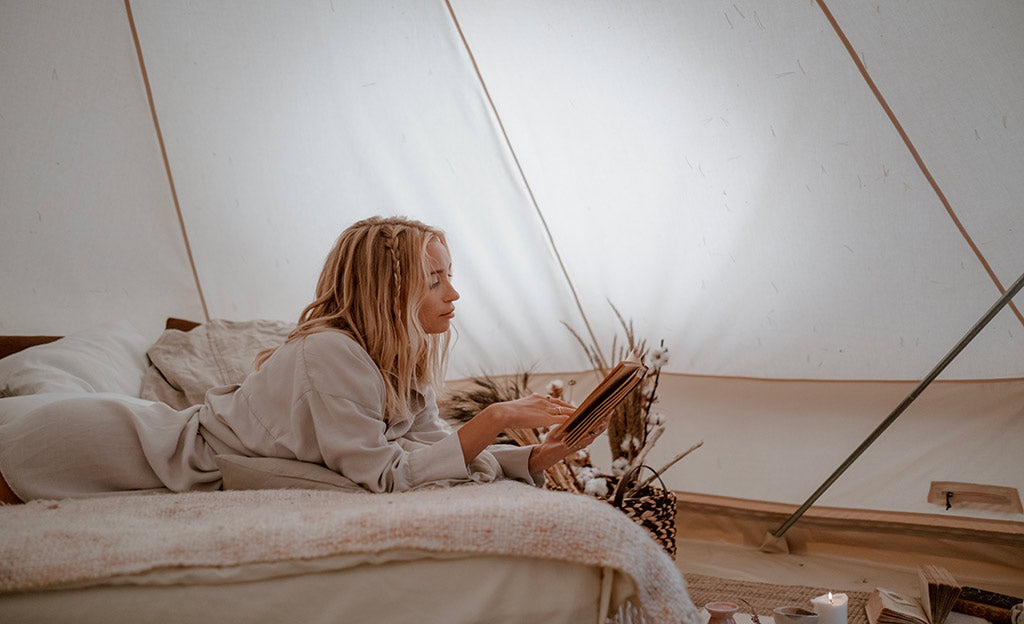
[
  {"xmin": 643, "ymin": 367, "xmax": 661, "ymax": 420},
  {"xmin": 563, "ymin": 300, "xmax": 663, "ymax": 466},
  {"xmin": 741, "ymin": 599, "xmax": 764, "ymax": 623},
  {"xmin": 632, "ymin": 440, "xmax": 703, "ymax": 493},
  {"xmin": 628, "ymin": 424, "xmax": 664, "ymax": 473}
]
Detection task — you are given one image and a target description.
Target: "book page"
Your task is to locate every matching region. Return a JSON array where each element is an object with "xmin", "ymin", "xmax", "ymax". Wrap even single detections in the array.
[
  {"xmin": 918, "ymin": 565, "xmax": 961, "ymax": 624},
  {"xmin": 920, "ymin": 569, "xmax": 935, "ymax": 624},
  {"xmin": 867, "ymin": 588, "xmax": 929, "ymax": 624}
]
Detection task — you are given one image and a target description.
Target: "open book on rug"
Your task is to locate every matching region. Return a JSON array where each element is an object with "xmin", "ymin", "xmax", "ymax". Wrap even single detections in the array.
[
  {"xmin": 558, "ymin": 358, "xmax": 647, "ymax": 447},
  {"xmin": 867, "ymin": 566, "xmax": 962, "ymax": 624}
]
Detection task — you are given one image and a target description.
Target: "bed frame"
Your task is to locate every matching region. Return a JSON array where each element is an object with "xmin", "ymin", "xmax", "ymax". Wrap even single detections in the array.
[{"xmin": 0, "ymin": 318, "xmax": 697, "ymax": 624}]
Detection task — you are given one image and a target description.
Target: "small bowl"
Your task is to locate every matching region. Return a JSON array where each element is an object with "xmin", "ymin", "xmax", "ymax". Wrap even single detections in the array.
[
  {"xmin": 706, "ymin": 602, "xmax": 740, "ymax": 624},
  {"xmin": 774, "ymin": 606, "xmax": 820, "ymax": 624}
]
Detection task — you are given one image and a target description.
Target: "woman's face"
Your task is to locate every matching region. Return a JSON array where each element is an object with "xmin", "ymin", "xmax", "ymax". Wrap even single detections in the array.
[{"xmin": 418, "ymin": 238, "xmax": 459, "ymax": 334}]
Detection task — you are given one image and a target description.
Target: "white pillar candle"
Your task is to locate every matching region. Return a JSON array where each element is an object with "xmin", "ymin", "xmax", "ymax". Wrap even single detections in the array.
[{"xmin": 811, "ymin": 592, "xmax": 848, "ymax": 624}]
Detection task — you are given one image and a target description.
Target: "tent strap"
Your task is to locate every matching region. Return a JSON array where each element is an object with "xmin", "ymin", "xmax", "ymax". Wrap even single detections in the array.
[
  {"xmin": 443, "ymin": 0, "xmax": 605, "ymax": 366},
  {"xmin": 815, "ymin": 0, "xmax": 1024, "ymax": 329},
  {"xmin": 771, "ymin": 268, "xmax": 1024, "ymax": 540}
]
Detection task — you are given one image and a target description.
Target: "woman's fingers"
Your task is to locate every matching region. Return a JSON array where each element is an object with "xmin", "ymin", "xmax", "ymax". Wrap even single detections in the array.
[
  {"xmin": 523, "ymin": 394, "xmax": 576, "ymax": 421},
  {"xmin": 544, "ymin": 395, "xmax": 575, "ymax": 410},
  {"xmin": 496, "ymin": 395, "xmax": 571, "ymax": 430},
  {"xmin": 496, "ymin": 393, "xmax": 588, "ymax": 432},
  {"xmin": 539, "ymin": 394, "xmax": 576, "ymax": 420}
]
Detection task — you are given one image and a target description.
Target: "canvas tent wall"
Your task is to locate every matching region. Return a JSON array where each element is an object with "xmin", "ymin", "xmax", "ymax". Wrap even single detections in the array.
[{"xmin": 1, "ymin": 0, "xmax": 1021, "ymax": 533}]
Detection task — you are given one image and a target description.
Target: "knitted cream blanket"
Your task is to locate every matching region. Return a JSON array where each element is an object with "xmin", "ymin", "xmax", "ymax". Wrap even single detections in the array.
[{"xmin": 0, "ymin": 481, "xmax": 699, "ymax": 624}]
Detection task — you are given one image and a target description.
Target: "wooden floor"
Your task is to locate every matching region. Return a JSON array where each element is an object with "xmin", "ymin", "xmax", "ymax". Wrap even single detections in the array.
[
  {"xmin": 671, "ymin": 492, "xmax": 1024, "ymax": 605},
  {"xmin": 674, "ymin": 536, "xmax": 1024, "ymax": 611},
  {"xmin": 677, "ymin": 537, "xmax": 927, "ymax": 596}
]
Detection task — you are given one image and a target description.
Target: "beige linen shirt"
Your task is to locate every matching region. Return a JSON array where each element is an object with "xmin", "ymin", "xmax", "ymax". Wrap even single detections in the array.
[{"xmin": 199, "ymin": 331, "xmax": 539, "ymax": 492}]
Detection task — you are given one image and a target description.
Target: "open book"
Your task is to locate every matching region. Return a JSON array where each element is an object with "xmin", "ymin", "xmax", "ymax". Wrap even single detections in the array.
[
  {"xmin": 866, "ymin": 566, "xmax": 962, "ymax": 624},
  {"xmin": 557, "ymin": 358, "xmax": 648, "ymax": 447}
]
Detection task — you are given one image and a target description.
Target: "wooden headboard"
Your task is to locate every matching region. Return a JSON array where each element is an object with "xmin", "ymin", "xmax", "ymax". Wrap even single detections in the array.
[
  {"xmin": 0, "ymin": 336, "xmax": 61, "ymax": 360},
  {"xmin": 0, "ymin": 318, "xmax": 201, "ymax": 360}
]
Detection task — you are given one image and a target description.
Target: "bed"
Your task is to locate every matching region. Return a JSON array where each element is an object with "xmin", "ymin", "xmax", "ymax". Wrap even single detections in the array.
[{"xmin": 0, "ymin": 319, "xmax": 700, "ymax": 624}]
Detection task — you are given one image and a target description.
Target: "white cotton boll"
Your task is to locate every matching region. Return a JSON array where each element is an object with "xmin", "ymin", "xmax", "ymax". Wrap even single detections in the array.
[
  {"xmin": 611, "ymin": 457, "xmax": 630, "ymax": 476},
  {"xmin": 647, "ymin": 412, "xmax": 665, "ymax": 426},
  {"xmin": 584, "ymin": 477, "xmax": 609, "ymax": 497},
  {"xmin": 620, "ymin": 434, "xmax": 636, "ymax": 452},
  {"xmin": 545, "ymin": 379, "xmax": 564, "ymax": 398},
  {"xmin": 648, "ymin": 346, "xmax": 669, "ymax": 370},
  {"xmin": 576, "ymin": 467, "xmax": 596, "ymax": 482}
]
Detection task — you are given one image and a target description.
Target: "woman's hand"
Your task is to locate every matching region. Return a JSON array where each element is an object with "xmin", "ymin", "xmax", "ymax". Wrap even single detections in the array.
[
  {"xmin": 527, "ymin": 413, "xmax": 612, "ymax": 474},
  {"xmin": 479, "ymin": 393, "xmax": 577, "ymax": 431},
  {"xmin": 459, "ymin": 393, "xmax": 610, "ymax": 474},
  {"xmin": 457, "ymin": 394, "xmax": 577, "ymax": 468}
]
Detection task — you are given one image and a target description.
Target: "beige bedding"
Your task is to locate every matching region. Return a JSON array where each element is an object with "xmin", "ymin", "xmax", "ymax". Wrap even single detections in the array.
[
  {"xmin": 0, "ymin": 482, "xmax": 699, "ymax": 624},
  {"xmin": 140, "ymin": 318, "xmax": 293, "ymax": 409}
]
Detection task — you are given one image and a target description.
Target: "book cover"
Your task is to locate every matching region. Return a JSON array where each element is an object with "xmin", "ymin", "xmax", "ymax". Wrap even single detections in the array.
[
  {"xmin": 558, "ymin": 358, "xmax": 647, "ymax": 447},
  {"xmin": 953, "ymin": 586, "xmax": 1022, "ymax": 624}
]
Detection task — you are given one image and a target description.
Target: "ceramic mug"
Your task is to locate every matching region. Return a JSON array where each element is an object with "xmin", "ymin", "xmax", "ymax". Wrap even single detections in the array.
[
  {"xmin": 1010, "ymin": 602, "xmax": 1022, "ymax": 624},
  {"xmin": 774, "ymin": 606, "xmax": 820, "ymax": 624}
]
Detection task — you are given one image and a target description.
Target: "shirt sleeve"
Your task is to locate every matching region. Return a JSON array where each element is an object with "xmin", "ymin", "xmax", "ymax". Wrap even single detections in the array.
[
  {"xmin": 401, "ymin": 385, "xmax": 455, "ymax": 445},
  {"xmin": 297, "ymin": 334, "xmax": 469, "ymax": 492},
  {"xmin": 485, "ymin": 444, "xmax": 546, "ymax": 487},
  {"xmin": 403, "ymin": 386, "xmax": 544, "ymax": 487}
]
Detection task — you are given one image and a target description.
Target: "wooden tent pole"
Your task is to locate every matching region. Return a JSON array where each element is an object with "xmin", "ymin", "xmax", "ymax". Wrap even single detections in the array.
[{"xmin": 769, "ymin": 269, "xmax": 1024, "ymax": 543}]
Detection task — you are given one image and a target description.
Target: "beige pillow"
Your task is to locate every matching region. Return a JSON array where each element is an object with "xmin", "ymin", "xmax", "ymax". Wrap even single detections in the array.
[
  {"xmin": 142, "ymin": 319, "xmax": 295, "ymax": 409},
  {"xmin": 214, "ymin": 455, "xmax": 366, "ymax": 493}
]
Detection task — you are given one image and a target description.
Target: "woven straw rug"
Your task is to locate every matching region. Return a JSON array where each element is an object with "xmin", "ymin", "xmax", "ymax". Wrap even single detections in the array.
[{"xmin": 683, "ymin": 573, "xmax": 871, "ymax": 624}]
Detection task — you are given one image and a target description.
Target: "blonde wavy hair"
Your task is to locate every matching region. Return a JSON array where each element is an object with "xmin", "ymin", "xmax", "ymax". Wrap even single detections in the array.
[{"xmin": 256, "ymin": 216, "xmax": 452, "ymax": 423}]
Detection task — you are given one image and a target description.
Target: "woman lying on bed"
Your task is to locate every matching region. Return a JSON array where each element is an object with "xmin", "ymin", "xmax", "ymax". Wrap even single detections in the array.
[{"xmin": 0, "ymin": 216, "xmax": 607, "ymax": 502}]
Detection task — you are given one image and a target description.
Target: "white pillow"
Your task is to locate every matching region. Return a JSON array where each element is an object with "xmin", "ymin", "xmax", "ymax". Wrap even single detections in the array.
[{"xmin": 0, "ymin": 322, "xmax": 152, "ymax": 397}]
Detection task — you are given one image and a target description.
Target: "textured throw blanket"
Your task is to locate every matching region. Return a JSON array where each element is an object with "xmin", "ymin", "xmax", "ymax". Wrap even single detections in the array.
[{"xmin": 0, "ymin": 481, "xmax": 699, "ymax": 624}]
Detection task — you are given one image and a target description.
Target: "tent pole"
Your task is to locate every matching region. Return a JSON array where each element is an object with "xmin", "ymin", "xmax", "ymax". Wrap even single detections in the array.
[{"xmin": 766, "ymin": 269, "xmax": 1024, "ymax": 546}]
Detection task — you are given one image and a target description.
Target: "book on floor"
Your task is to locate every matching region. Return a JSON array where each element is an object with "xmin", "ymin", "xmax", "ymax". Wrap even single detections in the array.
[
  {"xmin": 952, "ymin": 586, "xmax": 1023, "ymax": 624},
  {"xmin": 919, "ymin": 564, "xmax": 962, "ymax": 624},
  {"xmin": 866, "ymin": 566, "xmax": 963, "ymax": 624},
  {"xmin": 868, "ymin": 587, "xmax": 931, "ymax": 624}
]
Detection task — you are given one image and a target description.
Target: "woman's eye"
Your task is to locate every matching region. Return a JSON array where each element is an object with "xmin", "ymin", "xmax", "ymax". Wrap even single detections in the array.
[{"xmin": 428, "ymin": 272, "xmax": 451, "ymax": 289}]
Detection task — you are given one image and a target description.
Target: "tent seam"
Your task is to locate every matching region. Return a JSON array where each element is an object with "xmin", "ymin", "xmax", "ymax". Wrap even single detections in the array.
[
  {"xmin": 815, "ymin": 0, "xmax": 1024, "ymax": 330},
  {"xmin": 449, "ymin": 371, "xmax": 1024, "ymax": 385},
  {"xmin": 124, "ymin": 0, "xmax": 210, "ymax": 323},
  {"xmin": 443, "ymin": 0, "xmax": 608, "ymax": 368}
]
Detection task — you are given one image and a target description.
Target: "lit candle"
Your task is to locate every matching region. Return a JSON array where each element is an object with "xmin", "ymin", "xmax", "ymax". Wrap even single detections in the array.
[{"xmin": 811, "ymin": 592, "xmax": 848, "ymax": 624}]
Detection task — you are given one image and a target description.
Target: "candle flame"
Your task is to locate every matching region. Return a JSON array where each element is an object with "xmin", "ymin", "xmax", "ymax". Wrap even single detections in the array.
[{"xmin": 828, "ymin": 592, "xmax": 834, "ymax": 604}]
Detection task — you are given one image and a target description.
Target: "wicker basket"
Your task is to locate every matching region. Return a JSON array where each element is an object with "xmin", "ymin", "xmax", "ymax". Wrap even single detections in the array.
[{"xmin": 607, "ymin": 465, "xmax": 678, "ymax": 558}]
